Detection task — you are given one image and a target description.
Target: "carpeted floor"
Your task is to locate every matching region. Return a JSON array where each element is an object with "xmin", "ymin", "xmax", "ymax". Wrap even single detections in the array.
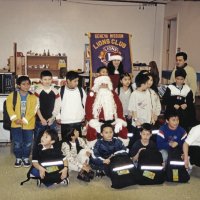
[{"xmin": 0, "ymin": 144, "xmax": 200, "ymax": 200}]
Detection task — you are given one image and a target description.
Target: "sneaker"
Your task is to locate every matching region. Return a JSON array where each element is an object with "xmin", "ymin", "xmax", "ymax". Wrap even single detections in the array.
[
  {"xmin": 14, "ymin": 158, "xmax": 23, "ymax": 168},
  {"xmin": 59, "ymin": 178, "xmax": 69, "ymax": 186},
  {"xmin": 96, "ymin": 170, "xmax": 106, "ymax": 178},
  {"xmin": 37, "ymin": 179, "xmax": 41, "ymax": 187},
  {"xmin": 23, "ymin": 158, "xmax": 31, "ymax": 168},
  {"xmin": 77, "ymin": 171, "xmax": 90, "ymax": 182}
]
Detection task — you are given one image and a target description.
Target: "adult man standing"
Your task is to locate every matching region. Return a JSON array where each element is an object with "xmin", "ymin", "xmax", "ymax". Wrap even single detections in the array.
[
  {"xmin": 170, "ymin": 52, "xmax": 197, "ymax": 99},
  {"xmin": 85, "ymin": 76, "xmax": 129, "ymax": 147}
]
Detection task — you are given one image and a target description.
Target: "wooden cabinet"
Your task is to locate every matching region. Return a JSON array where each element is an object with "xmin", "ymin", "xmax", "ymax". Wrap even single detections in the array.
[
  {"xmin": 26, "ymin": 56, "xmax": 67, "ymax": 78},
  {"xmin": 9, "ymin": 56, "xmax": 25, "ymax": 75}
]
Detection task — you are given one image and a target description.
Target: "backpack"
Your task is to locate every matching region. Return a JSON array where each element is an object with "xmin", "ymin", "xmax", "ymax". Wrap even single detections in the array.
[
  {"xmin": 109, "ymin": 153, "xmax": 136, "ymax": 189},
  {"xmin": 136, "ymin": 149, "xmax": 165, "ymax": 185},
  {"xmin": 166, "ymin": 148, "xmax": 190, "ymax": 183},
  {"xmin": 3, "ymin": 91, "xmax": 17, "ymax": 130},
  {"xmin": 20, "ymin": 161, "xmax": 66, "ymax": 186},
  {"xmin": 60, "ymin": 85, "xmax": 84, "ymax": 108}
]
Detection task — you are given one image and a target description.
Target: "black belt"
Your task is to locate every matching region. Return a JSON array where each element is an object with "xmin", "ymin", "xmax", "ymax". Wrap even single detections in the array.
[{"xmin": 99, "ymin": 119, "xmax": 115, "ymax": 124}]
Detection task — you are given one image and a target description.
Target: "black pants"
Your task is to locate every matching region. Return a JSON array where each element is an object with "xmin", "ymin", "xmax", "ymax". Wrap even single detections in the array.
[
  {"xmin": 189, "ymin": 146, "xmax": 200, "ymax": 167},
  {"xmin": 61, "ymin": 122, "xmax": 82, "ymax": 141}
]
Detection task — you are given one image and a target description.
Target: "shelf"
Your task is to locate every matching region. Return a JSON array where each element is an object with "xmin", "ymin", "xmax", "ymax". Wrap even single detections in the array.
[
  {"xmin": 26, "ymin": 54, "xmax": 67, "ymax": 78},
  {"xmin": 27, "ymin": 68, "xmax": 59, "ymax": 71}
]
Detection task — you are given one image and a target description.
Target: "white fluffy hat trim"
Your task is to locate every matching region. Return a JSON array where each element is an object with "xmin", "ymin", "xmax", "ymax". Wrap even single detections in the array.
[
  {"xmin": 92, "ymin": 76, "xmax": 113, "ymax": 92},
  {"xmin": 109, "ymin": 55, "xmax": 123, "ymax": 61}
]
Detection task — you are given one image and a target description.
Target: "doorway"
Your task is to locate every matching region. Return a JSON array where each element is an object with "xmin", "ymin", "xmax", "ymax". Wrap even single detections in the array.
[{"xmin": 165, "ymin": 17, "xmax": 177, "ymax": 70}]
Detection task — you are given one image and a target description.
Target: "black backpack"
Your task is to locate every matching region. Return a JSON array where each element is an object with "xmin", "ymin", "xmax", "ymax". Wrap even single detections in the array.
[
  {"xmin": 20, "ymin": 161, "xmax": 66, "ymax": 186},
  {"xmin": 109, "ymin": 153, "xmax": 136, "ymax": 189},
  {"xmin": 3, "ymin": 91, "xmax": 17, "ymax": 130},
  {"xmin": 60, "ymin": 85, "xmax": 84, "ymax": 108},
  {"xmin": 136, "ymin": 149, "xmax": 165, "ymax": 185},
  {"xmin": 166, "ymin": 148, "xmax": 190, "ymax": 183}
]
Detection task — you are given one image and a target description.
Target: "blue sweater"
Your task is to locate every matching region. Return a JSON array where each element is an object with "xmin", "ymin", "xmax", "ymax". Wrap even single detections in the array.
[
  {"xmin": 92, "ymin": 138, "xmax": 126, "ymax": 166},
  {"xmin": 157, "ymin": 123, "xmax": 187, "ymax": 150}
]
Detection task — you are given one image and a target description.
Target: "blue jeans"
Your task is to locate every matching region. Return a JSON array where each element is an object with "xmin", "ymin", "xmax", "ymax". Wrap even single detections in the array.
[
  {"xmin": 34, "ymin": 121, "xmax": 56, "ymax": 142},
  {"xmin": 11, "ymin": 128, "xmax": 33, "ymax": 159}
]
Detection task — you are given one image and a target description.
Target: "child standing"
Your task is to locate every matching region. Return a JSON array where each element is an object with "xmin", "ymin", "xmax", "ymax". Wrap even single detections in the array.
[
  {"xmin": 115, "ymin": 73, "xmax": 133, "ymax": 131},
  {"xmin": 34, "ymin": 70, "xmax": 61, "ymax": 140},
  {"xmin": 96, "ymin": 66, "xmax": 108, "ymax": 77},
  {"xmin": 157, "ymin": 112, "xmax": 187, "ymax": 164},
  {"xmin": 162, "ymin": 68, "xmax": 195, "ymax": 131},
  {"xmin": 128, "ymin": 73, "xmax": 152, "ymax": 146},
  {"xmin": 57, "ymin": 71, "xmax": 86, "ymax": 140},
  {"xmin": 90, "ymin": 123, "xmax": 126, "ymax": 176},
  {"xmin": 129, "ymin": 123, "xmax": 157, "ymax": 162},
  {"xmin": 31, "ymin": 129, "xmax": 69, "ymax": 186},
  {"xmin": 62, "ymin": 128, "xmax": 94, "ymax": 182},
  {"xmin": 6, "ymin": 76, "xmax": 37, "ymax": 167}
]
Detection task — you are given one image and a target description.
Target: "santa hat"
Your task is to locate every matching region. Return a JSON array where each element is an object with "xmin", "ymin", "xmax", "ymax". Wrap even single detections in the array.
[
  {"xmin": 92, "ymin": 76, "xmax": 113, "ymax": 92},
  {"xmin": 109, "ymin": 52, "xmax": 123, "ymax": 61}
]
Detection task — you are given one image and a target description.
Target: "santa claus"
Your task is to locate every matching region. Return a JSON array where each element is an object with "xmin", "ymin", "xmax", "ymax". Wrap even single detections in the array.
[{"xmin": 85, "ymin": 76, "xmax": 129, "ymax": 147}]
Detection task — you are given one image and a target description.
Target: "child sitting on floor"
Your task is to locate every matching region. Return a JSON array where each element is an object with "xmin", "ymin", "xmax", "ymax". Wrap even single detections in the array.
[
  {"xmin": 90, "ymin": 123, "xmax": 127, "ymax": 176},
  {"xmin": 62, "ymin": 128, "xmax": 94, "ymax": 182},
  {"xmin": 129, "ymin": 123, "xmax": 157, "ymax": 163},
  {"xmin": 31, "ymin": 129, "xmax": 69, "ymax": 187}
]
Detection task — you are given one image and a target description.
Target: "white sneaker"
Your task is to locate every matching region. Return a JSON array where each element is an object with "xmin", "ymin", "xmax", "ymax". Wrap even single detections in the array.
[{"xmin": 59, "ymin": 178, "xmax": 69, "ymax": 186}]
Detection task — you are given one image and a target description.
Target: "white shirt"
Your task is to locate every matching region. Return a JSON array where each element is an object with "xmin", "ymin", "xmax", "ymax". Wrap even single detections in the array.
[
  {"xmin": 128, "ymin": 89, "xmax": 152, "ymax": 126},
  {"xmin": 185, "ymin": 125, "xmax": 200, "ymax": 146},
  {"xmin": 60, "ymin": 87, "xmax": 86, "ymax": 124}
]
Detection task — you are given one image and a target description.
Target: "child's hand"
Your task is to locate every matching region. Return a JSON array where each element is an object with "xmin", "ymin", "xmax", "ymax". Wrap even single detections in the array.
[
  {"xmin": 184, "ymin": 157, "xmax": 189, "ymax": 169},
  {"xmin": 56, "ymin": 119, "xmax": 61, "ymax": 124},
  {"xmin": 14, "ymin": 119, "xmax": 23, "ymax": 125},
  {"xmin": 41, "ymin": 118, "xmax": 47, "ymax": 126},
  {"xmin": 59, "ymin": 167, "xmax": 68, "ymax": 180},
  {"xmin": 39, "ymin": 166, "xmax": 47, "ymax": 179},
  {"xmin": 169, "ymin": 141, "xmax": 178, "ymax": 148},
  {"xmin": 47, "ymin": 117, "xmax": 55, "ymax": 126},
  {"xmin": 174, "ymin": 104, "xmax": 180, "ymax": 110},
  {"xmin": 82, "ymin": 164, "xmax": 90, "ymax": 172},
  {"xmin": 103, "ymin": 159, "xmax": 110, "ymax": 165},
  {"xmin": 86, "ymin": 151, "xmax": 91, "ymax": 157},
  {"xmin": 181, "ymin": 104, "xmax": 187, "ymax": 110}
]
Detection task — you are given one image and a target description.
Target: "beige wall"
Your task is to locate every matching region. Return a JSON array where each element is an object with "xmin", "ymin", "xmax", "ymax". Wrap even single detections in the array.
[
  {"xmin": 163, "ymin": 2, "xmax": 200, "ymax": 72},
  {"xmin": 0, "ymin": 0, "xmax": 165, "ymax": 71}
]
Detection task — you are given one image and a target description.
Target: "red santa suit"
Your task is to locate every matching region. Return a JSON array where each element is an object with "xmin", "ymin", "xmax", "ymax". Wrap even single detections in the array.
[{"xmin": 85, "ymin": 76, "xmax": 129, "ymax": 147}]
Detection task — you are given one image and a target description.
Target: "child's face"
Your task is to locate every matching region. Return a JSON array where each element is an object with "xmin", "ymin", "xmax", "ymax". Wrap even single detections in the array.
[
  {"xmin": 99, "ymin": 69, "xmax": 108, "ymax": 76},
  {"xmin": 121, "ymin": 76, "xmax": 131, "ymax": 87},
  {"xmin": 147, "ymin": 76, "xmax": 153, "ymax": 88},
  {"xmin": 167, "ymin": 116, "xmax": 179, "ymax": 130},
  {"xmin": 101, "ymin": 127, "xmax": 113, "ymax": 141},
  {"xmin": 71, "ymin": 129, "xmax": 79, "ymax": 140},
  {"xmin": 41, "ymin": 132, "xmax": 54, "ymax": 146},
  {"xmin": 67, "ymin": 78, "xmax": 79, "ymax": 89},
  {"xmin": 112, "ymin": 60, "xmax": 121, "ymax": 68},
  {"xmin": 175, "ymin": 76, "xmax": 185, "ymax": 86},
  {"xmin": 41, "ymin": 76, "xmax": 52, "ymax": 87},
  {"xmin": 140, "ymin": 82, "xmax": 148, "ymax": 91},
  {"xmin": 140, "ymin": 129, "xmax": 151, "ymax": 142},
  {"xmin": 18, "ymin": 80, "xmax": 31, "ymax": 92}
]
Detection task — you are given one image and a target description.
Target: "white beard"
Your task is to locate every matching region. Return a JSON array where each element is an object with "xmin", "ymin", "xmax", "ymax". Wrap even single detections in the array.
[{"xmin": 92, "ymin": 88, "xmax": 117, "ymax": 121}]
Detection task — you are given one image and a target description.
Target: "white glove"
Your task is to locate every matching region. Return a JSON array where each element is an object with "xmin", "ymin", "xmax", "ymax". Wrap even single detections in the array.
[{"xmin": 114, "ymin": 123, "xmax": 122, "ymax": 133}]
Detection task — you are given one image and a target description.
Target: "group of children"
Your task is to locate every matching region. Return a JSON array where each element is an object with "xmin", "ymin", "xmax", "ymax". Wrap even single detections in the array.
[{"xmin": 6, "ymin": 58, "xmax": 198, "ymax": 187}]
